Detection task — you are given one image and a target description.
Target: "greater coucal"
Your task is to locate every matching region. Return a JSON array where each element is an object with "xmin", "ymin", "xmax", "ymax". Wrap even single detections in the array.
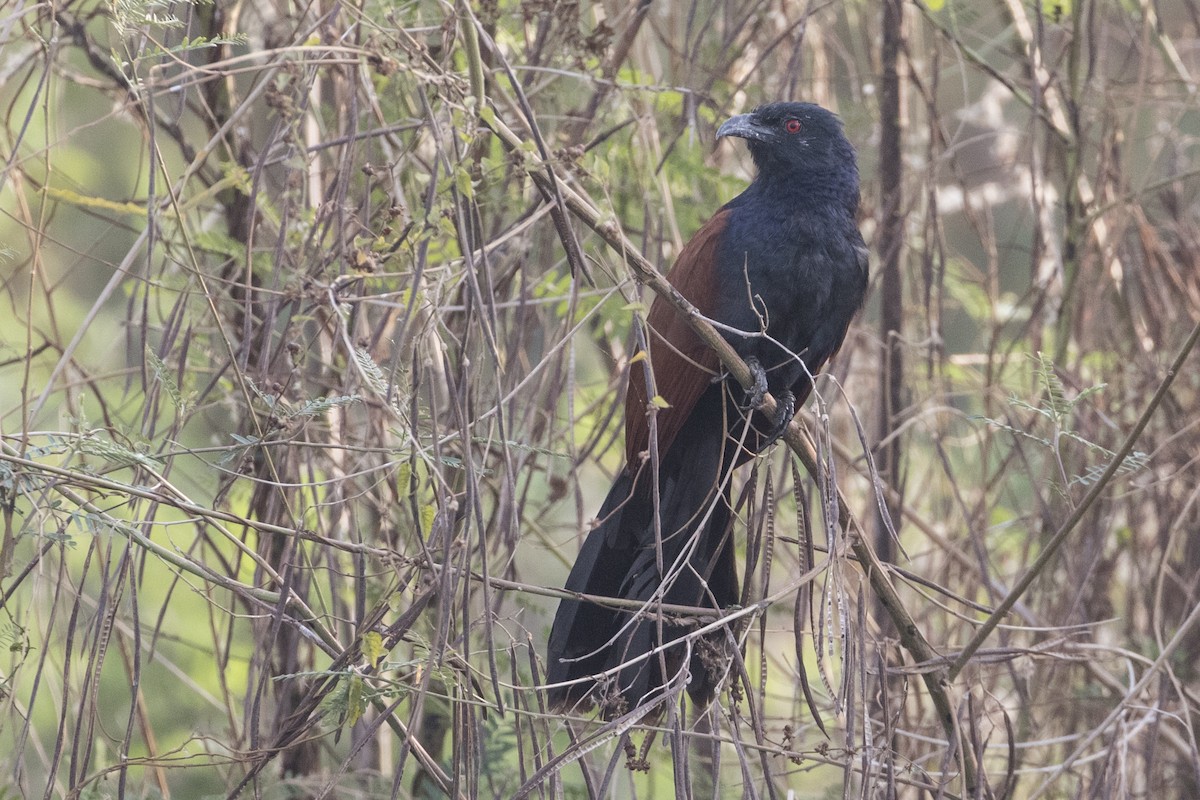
[{"xmin": 546, "ymin": 102, "xmax": 868, "ymax": 714}]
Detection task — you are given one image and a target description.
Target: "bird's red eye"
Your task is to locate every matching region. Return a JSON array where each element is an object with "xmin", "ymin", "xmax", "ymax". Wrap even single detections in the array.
[{"xmin": 785, "ymin": 118, "xmax": 802, "ymax": 134}]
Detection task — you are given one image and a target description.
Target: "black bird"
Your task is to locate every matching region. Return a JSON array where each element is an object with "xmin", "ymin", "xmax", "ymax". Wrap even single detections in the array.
[{"xmin": 546, "ymin": 102, "xmax": 868, "ymax": 715}]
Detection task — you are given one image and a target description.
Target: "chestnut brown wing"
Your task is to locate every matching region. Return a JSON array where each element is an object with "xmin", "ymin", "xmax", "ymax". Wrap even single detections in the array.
[{"xmin": 624, "ymin": 209, "xmax": 729, "ymax": 466}]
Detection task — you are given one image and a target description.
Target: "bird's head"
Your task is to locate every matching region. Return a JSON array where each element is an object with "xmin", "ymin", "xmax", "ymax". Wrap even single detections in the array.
[{"xmin": 717, "ymin": 102, "xmax": 855, "ymax": 181}]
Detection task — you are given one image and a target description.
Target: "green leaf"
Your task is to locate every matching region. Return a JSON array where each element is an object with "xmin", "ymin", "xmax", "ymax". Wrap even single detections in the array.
[
  {"xmin": 362, "ymin": 631, "xmax": 385, "ymax": 670},
  {"xmin": 346, "ymin": 674, "xmax": 365, "ymax": 727},
  {"xmin": 455, "ymin": 165, "xmax": 475, "ymax": 199},
  {"xmin": 396, "ymin": 463, "xmax": 412, "ymax": 495},
  {"xmin": 287, "ymin": 394, "xmax": 361, "ymax": 420}
]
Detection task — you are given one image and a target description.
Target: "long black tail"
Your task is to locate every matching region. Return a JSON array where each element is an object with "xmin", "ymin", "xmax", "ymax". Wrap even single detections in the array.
[{"xmin": 546, "ymin": 389, "xmax": 742, "ymax": 714}]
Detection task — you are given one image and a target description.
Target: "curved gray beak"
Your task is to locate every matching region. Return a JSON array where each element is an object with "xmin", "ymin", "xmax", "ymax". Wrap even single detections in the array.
[{"xmin": 716, "ymin": 113, "xmax": 769, "ymax": 142}]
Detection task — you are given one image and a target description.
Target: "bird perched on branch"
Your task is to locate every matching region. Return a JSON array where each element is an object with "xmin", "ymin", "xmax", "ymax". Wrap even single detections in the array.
[{"xmin": 546, "ymin": 102, "xmax": 868, "ymax": 715}]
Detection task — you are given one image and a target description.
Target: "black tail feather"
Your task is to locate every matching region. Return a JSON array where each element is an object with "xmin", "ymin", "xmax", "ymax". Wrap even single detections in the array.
[{"xmin": 546, "ymin": 389, "xmax": 742, "ymax": 714}]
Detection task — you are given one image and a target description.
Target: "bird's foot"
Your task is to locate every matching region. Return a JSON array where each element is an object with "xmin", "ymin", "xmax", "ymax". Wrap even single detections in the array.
[
  {"xmin": 739, "ymin": 358, "xmax": 794, "ymax": 446},
  {"xmin": 741, "ymin": 357, "xmax": 770, "ymax": 410},
  {"xmin": 760, "ymin": 390, "xmax": 796, "ymax": 447}
]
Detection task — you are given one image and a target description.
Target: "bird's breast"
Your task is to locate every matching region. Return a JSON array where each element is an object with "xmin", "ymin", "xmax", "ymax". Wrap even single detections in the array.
[{"xmin": 714, "ymin": 204, "xmax": 863, "ymax": 368}]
